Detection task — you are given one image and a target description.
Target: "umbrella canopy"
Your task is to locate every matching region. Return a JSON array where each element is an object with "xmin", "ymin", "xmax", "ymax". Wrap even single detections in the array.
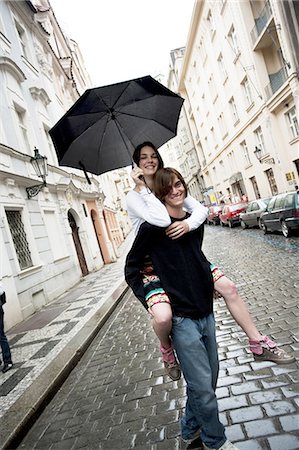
[{"xmin": 49, "ymin": 75, "xmax": 184, "ymax": 178}]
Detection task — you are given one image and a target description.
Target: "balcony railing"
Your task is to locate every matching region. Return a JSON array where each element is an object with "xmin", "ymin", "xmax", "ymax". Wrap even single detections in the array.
[
  {"xmin": 264, "ymin": 66, "xmax": 288, "ymax": 100},
  {"xmin": 250, "ymin": 1, "xmax": 272, "ymax": 45}
]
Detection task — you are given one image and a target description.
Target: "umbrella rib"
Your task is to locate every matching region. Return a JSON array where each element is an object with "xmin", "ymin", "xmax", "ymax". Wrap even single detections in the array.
[
  {"xmin": 117, "ymin": 111, "xmax": 176, "ymax": 134},
  {"xmin": 94, "ymin": 82, "xmax": 131, "ymax": 113}
]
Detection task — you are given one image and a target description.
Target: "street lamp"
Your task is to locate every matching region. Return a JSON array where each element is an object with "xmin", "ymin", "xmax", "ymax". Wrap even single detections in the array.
[
  {"xmin": 253, "ymin": 146, "xmax": 275, "ymax": 164},
  {"xmin": 26, "ymin": 147, "xmax": 48, "ymax": 199}
]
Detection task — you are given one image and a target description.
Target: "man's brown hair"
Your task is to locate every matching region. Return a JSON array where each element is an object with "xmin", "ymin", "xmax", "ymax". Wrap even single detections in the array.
[{"xmin": 154, "ymin": 168, "xmax": 188, "ymax": 203}]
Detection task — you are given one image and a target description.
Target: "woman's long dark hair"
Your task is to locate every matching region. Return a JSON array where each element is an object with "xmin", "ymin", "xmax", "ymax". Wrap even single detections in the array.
[{"xmin": 133, "ymin": 142, "xmax": 164, "ymax": 170}]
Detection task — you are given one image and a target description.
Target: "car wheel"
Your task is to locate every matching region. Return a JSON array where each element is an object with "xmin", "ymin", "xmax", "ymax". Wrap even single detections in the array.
[
  {"xmin": 281, "ymin": 220, "xmax": 291, "ymax": 238},
  {"xmin": 260, "ymin": 220, "xmax": 268, "ymax": 234},
  {"xmin": 241, "ymin": 220, "xmax": 248, "ymax": 229}
]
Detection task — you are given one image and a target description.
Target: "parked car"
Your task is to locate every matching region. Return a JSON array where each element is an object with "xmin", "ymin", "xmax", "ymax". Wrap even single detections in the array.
[
  {"xmin": 240, "ymin": 198, "xmax": 271, "ymax": 229},
  {"xmin": 219, "ymin": 203, "xmax": 247, "ymax": 228},
  {"xmin": 259, "ymin": 191, "xmax": 299, "ymax": 238},
  {"xmin": 207, "ymin": 205, "xmax": 223, "ymax": 225}
]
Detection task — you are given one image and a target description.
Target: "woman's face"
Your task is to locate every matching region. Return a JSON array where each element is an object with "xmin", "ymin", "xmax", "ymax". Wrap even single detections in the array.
[{"xmin": 138, "ymin": 146, "xmax": 159, "ymax": 177}]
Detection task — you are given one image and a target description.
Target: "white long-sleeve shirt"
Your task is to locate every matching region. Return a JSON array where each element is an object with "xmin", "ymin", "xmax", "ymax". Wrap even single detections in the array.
[{"xmin": 126, "ymin": 187, "xmax": 208, "ymax": 235}]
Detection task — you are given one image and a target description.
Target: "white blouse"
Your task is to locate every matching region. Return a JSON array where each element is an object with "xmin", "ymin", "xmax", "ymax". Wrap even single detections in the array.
[{"xmin": 126, "ymin": 187, "xmax": 208, "ymax": 235}]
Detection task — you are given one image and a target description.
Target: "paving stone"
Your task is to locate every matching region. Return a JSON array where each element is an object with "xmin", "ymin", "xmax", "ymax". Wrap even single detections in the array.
[
  {"xmin": 279, "ymin": 414, "xmax": 299, "ymax": 432},
  {"xmin": 225, "ymin": 424, "xmax": 245, "ymax": 442},
  {"xmin": 266, "ymin": 434, "xmax": 299, "ymax": 450},
  {"xmin": 230, "ymin": 406, "xmax": 264, "ymax": 423},
  {"xmin": 248, "ymin": 388, "xmax": 283, "ymax": 404},
  {"xmin": 262, "ymin": 400, "xmax": 296, "ymax": 416},
  {"xmin": 244, "ymin": 418, "xmax": 278, "ymax": 437}
]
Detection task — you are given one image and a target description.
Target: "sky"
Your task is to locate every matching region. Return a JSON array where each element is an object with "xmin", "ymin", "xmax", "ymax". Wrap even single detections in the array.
[{"xmin": 49, "ymin": 0, "xmax": 195, "ymax": 87}]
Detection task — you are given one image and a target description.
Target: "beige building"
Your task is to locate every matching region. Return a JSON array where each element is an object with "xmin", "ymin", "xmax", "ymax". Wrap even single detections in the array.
[
  {"xmin": 172, "ymin": 0, "xmax": 299, "ymax": 205},
  {"xmin": 0, "ymin": 0, "xmax": 127, "ymax": 329}
]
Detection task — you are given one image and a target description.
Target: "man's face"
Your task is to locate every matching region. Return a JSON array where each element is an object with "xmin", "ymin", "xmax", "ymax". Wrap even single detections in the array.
[
  {"xmin": 164, "ymin": 175, "xmax": 186, "ymax": 209},
  {"xmin": 138, "ymin": 146, "xmax": 159, "ymax": 177}
]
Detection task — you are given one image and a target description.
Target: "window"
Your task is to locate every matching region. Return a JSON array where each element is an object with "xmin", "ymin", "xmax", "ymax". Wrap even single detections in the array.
[
  {"xmin": 229, "ymin": 97, "xmax": 239, "ymax": 124},
  {"xmin": 241, "ymin": 77, "xmax": 254, "ymax": 108},
  {"xmin": 5, "ymin": 210, "xmax": 33, "ymax": 270},
  {"xmin": 43, "ymin": 125, "xmax": 56, "ymax": 164},
  {"xmin": 273, "ymin": 195, "xmax": 285, "ymax": 210},
  {"xmin": 285, "ymin": 106, "xmax": 299, "ymax": 139},
  {"xmin": 208, "ymin": 74, "xmax": 217, "ymax": 102},
  {"xmin": 285, "ymin": 193, "xmax": 294, "ymax": 208},
  {"xmin": 207, "ymin": 10, "xmax": 216, "ymax": 38},
  {"xmin": 254, "ymin": 126, "xmax": 266, "ymax": 155},
  {"xmin": 228, "ymin": 25, "xmax": 240, "ymax": 58},
  {"xmin": 217, "ymin": 53, "xmax": 227, "ymax": 82},
  {"xmin": 250, "ymin": 176, "xmax": 261, "ymax": 199},
  {"xmin": 265, "ymin": 168, "xmax": 278, "ymax": 195},
  {"xmin": 43, "ymin": 210, "xmax": 67, "ymax": 260},
  {"xmin": 198, "ymin": 38, "xmax": 207, "ymax": 64},
  {"xmin": 240, "ymin": 140, "xmax": 251, "ymax": 166},
  {"xmin": 15, "ymin": 105, "xmax": 30, "ymax": 152},
  {"xmin": 217, "ymin": 113, "xmax": 227, "ymax": 138},
  {"xmin": 15, "ymin": 21, "xmax": 29, "ymax": 59}
]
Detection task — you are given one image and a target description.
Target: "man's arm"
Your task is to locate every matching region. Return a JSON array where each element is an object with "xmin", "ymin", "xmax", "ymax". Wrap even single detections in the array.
[
  {"xmin": 166, "ymin": 195, "xmax": 208, "ymax": 239},
  {"xmin": 124, "ymin": 223, "xmax": 155, "ymax": 309}
]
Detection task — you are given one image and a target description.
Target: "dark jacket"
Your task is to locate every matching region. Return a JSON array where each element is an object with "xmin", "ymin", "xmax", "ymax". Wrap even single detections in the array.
[{"xmin": 125, "ymin": 218, "xmax": 213, "ymax": 319}]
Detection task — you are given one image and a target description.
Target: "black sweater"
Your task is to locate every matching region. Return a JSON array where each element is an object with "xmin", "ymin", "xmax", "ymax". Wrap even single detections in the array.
[{"xmin": 125, "ymin": 218, "xmax": 214, "ymax": 319}]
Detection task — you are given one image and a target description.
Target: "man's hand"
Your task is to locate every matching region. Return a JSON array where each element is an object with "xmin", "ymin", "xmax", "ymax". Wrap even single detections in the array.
[
  {"xmin": 131, "ymin": 167, "xmax": 146, "ymax": 191},
  {"xmin": 165, "ymin": 220, "xmax": 189, "ymax": 239}
]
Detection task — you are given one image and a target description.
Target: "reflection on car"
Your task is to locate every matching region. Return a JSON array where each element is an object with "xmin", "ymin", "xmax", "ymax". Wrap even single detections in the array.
[
  {"xmin": 240, "ymin": 198, "xmax": 271, "ymax": 229},
  {"xmin": 219, "ymin": 203, "xmax": 247, "ymax": 228},
  {"xmin": 207, "ymin": 205, "xmax": 223, "ymax": 225},
  {"xmin": 259, "ymin": 191, "xmax": 299, "ymax": 238}
]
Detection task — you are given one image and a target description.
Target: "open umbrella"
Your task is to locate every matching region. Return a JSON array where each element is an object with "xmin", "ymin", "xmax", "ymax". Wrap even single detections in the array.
[{"xmin": 49, "ymin": 75, "xmax": 184, "ymax": 180}]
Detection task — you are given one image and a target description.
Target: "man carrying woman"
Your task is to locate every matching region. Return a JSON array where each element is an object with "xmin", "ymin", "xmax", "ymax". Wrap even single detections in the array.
[{"xmin": 125, "ymin": 142, "xmax": 294, "ymax": 381}]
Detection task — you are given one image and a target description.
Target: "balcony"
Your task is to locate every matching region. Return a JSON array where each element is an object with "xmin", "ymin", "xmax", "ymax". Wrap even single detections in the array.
[
  {"xmin": 264, "ymin": 66, "xmax": 288, "ymax": 100},
  {"xmin": 250, "ymin": 1, "xmax": 273, "ymax": 48}
]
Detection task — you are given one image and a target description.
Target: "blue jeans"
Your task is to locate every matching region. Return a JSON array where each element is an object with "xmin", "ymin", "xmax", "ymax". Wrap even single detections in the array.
[
  {"xmin": 171, "ymin": 313, "xmax": 226, "ymax": 449},
  {"xmin": 0, "ymin": 304, "xmax": 12, "ymax": 364}
]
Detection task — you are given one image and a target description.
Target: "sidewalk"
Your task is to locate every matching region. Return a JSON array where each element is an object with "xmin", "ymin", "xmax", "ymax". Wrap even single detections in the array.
[{"xmin": 0, "ymin": 233, "xmax": 134, "ymax": 450}]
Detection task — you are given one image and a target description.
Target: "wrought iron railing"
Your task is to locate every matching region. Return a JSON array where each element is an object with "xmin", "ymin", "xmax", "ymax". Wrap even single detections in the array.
[
  {"xmin": 264, "ymin": 66, "xmax": 288, "ymax": 100},
  {"xmin": 250, "ymin": 1, "xmax": 273, "ymax": 45}
]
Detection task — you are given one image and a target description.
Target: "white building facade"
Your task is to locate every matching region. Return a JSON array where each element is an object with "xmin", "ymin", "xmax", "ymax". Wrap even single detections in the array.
[
  {"xmin": 0, "ymin": 0, "xmax": 126, "ymax": 329},
  {"xmin": 174, "ymin": 0, "xmax": 299, "ymax": 205}
]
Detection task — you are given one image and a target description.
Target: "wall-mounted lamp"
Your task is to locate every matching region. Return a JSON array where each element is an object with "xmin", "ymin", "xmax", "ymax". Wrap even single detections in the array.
[
  {"xmin": 26, "ymin": 147, "xmax": 48, "ymax": 199},
  {"xmin": 253, "ymin": 146, "xmax": 275, "ymax": 165}
]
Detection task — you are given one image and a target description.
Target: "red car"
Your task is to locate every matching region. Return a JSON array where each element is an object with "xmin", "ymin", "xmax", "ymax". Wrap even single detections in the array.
[
  {"xmin": 219, "ymin": 203, "xmax": 248, "ymax": 228},
  {"xmin": 207, "ymin": 205, "xmax": 223, "ymax": 225}
]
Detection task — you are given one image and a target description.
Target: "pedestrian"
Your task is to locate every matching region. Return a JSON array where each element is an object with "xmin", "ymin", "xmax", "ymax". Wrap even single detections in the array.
[
  {"xmin": 125, "ymin": 167, "xmax": 237, "ymax": 449},
  {"xmin": 0, "ymin": 282, "xmax": 13, "ymax": 373},
  {"xmin": 125, "ymin": 142, "xmax": 294, "ymax": 382}
]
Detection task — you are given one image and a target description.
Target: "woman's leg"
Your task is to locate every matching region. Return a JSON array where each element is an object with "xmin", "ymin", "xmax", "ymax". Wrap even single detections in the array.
[
  {"xmin": 148, "ymin": 302, "xmax": 181, "ymax": 380},
  {"xmin": 214, "ymin": 275, "xmax": 295, "ymax": 364},
  {"xmin": 149, "ymin": 302, "xmax": 173, "ymax": 348},
  {"xmin": 214, "ymin": 276, "xmax": 261, "ymax": 340}
]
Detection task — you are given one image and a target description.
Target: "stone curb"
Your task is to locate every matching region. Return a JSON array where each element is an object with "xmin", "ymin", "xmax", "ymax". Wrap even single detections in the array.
[{"xmin": 1, "ymin": 279, "xmax": 129, "ymax": 450}]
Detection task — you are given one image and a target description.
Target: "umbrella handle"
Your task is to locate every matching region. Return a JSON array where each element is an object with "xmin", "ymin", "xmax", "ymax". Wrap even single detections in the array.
[{"xmin": 79, "ymin": 161, "xmax": 91, "ymax": 185}]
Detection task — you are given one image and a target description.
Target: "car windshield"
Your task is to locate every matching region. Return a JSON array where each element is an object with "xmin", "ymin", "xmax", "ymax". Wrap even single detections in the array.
[
  {"xmin": 262, "ymin": 198, "xmax": 271, "ymax": 206},
  {"xmin": 230, "ymin": 204, "xmax": 244, "ymax": 211}
]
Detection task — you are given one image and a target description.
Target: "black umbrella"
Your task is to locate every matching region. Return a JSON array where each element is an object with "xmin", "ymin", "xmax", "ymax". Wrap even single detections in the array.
[{"xmin": 49, "ymin": 75, "xmax": 184, "ymax": 181}]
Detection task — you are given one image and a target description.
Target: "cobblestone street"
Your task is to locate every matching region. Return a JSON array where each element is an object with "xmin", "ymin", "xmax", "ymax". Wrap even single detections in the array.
[{"xmin": 18, "ymin": 226, "xmax": 299, "ymax": 450}]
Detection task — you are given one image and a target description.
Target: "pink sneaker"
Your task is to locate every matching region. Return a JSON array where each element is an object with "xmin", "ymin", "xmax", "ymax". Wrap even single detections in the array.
[
  {"xmin": 249, "ymin": 336, "xmax": 295, "ymax": 364},
  {"xmin": 160, "ymin": 343, "xmax": 181, "ymax": 381}
]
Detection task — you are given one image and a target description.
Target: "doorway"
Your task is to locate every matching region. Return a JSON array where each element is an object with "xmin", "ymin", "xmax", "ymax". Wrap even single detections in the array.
[{"xmin": 68, "ymin": 211, "xmax": 88, "ymax": 276}]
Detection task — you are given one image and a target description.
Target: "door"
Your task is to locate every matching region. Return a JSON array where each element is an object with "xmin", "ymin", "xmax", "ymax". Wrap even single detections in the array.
[{"xmin": 68, "ymin": 211, "xmax": 89, "ymax": 276}]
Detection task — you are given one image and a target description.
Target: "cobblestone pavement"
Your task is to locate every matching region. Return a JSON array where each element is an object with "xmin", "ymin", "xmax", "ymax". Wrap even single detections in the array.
[
  {"xmin": 0, "ymin": 235, "xmax": 135, "ymax": 449},
  {"xmin": 17, "ymin": 226, "xmax": 299, "ymax": 450}
]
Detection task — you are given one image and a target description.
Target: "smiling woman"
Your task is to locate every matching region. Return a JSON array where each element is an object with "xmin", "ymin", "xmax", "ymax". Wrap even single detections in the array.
[{"xmin": 47, "ymin": 0, "xmax": 195, "ymax": 86}]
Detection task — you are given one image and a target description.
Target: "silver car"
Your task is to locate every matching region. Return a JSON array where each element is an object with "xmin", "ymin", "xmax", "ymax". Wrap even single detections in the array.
[{"xmin": 240, "ymin": 198, "xmax": 271, "ymax": 229}]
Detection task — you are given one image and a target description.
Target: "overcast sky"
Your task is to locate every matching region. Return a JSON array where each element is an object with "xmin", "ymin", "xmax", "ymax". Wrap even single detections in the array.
[{"xmin": 49, "ymin": 0, "xmax": 195, "ymax": 87}]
